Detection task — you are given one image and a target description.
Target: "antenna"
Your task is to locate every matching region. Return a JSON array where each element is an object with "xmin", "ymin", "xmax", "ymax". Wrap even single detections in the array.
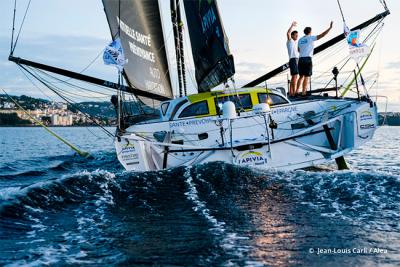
[
  {"xmin": 336, "ymin": 0, "xmax": 346, "ymax": 23},
  {"xmin": 10, "ymin": 0, "xmax": 17, "ymax": 55},
  {"xmin": 380, "ymin": 0, "xmax": 389, "ymax": 11}
]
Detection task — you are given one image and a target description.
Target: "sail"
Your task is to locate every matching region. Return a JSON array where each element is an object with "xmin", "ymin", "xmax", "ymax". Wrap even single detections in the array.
[
  {"xmin": 102, "ymin": 0, "xmax": 173, "ymax": 99},
  {"xmin": 183, "ymin": 0, "xmax": 235, "ymax": 92}
]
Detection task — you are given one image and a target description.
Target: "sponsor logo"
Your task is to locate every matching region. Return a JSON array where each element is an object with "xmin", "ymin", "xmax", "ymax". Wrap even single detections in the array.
[
  {"xmin": 360, "ymin": 111, "xmax": 373, "ymax": 121},
  {"xmin": 237, "ymin": 151, "xmax": 267, "ymax": 166},
  {"xmin": 121, "ymin": 142, "xmax": 136, "ymax": 154},
  {"xmin": 360, "ymin": 123, "xmax": 375, "ymax": 130},
  {"xmin": 120, "ymin": 143, "xmax": 139, "ymax": 162},
  {"xmin": 169, "ymin": 118, "xmax": 214, "ymax": 129},
  {"xmin": 271, "ymin": 106, "xmax": 297, "ymax": 115},
  {"xmin": 201, "ymin": 6, "xmax": 217, "ymax": 33}
]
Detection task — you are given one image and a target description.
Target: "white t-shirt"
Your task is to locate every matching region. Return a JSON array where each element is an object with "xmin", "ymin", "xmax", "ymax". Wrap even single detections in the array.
[
  {"xmin": 298, "ymin": 35, "xmax": 318, "ymax": 58},
  {"xmin": 286, "ymin": 39, "xmax": 299, "ymax": 59}
]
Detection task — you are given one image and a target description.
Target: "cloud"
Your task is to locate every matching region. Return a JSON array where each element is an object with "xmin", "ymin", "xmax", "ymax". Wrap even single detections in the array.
[
  {"xmin": 385, "ymin": 60, "xmax": 400, "ymax": 70},
  {"xmin": 236, "ymin": 62, "xmax": 268, "ymax": 72},
  {"xmin": 235, "ymin": 61, "xmax": 269, "ymax": 84},
  {"xmin": 0, "ymin": 35, "xmax": 117, "ymax": 94},
  {"xmin": 0, "ymin": 34, "xmax": 117, "ymax": 100}
]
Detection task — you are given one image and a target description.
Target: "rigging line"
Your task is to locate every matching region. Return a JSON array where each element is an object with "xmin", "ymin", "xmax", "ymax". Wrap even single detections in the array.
[
  {"xmin": 379, "ymin": 0, "xmax": 389, "ymax": 11},
  {"xmin": 10, "ymin": 0, "xmax": 17, "ymax": 54},
  {"xmin": 16, "ymin": 65, "xmax": 106, "ymax": 140},
  {"xmin": 30, "ymin": 68, "xmax": 109, "ymax": 101},
  {"xmin": 11, "ymin": 0, "xmax": 31, "ymax": 54},
  {"xmin": 76, "ymin": 49, "xmax": 105, "ymax": 75},
  {"xmin": 32, "ymin": 68, "xmax": 108, "ymax": 104},
  {"xmin": 48, "ymin": 88, "xmax": 115, "ymax": 138},
  {"xmin": 314, "ymin": 53, "xmax": 350, "ymax": 80},
  {"xmin": 313, "ymin": 45, "xmax": 358, "ymax": 82},
  {"xmin": 313, "ymin": 37, "xmax": 348, "ymax": 62},
  {"xmin": 50, "ymin": 88, "xmax": 108, "ymax": 126},
  {"xmin": 23, "ymin": 64, "xmax": 109, "ymax": 107},
  {"xmin": 374, "ymin": 23, "xmax": 385, "ymax": 98},
  {"xmin": 2, "ymin": 88, "xmax": 90, "ymax": 157},
  {"xmin": 322, "ymin": 22, "xmax": 384, "ymax": 90},
  {"xmin": 40, "ymin": 70, "xmax": 119, "ymax": 94},
  {"xmin": 312, "ymin": 46, "xmax": 348, "ymax": 73},
  {"xmin": 307, "ymin": 21, "xmax": 382, "ymax": 88},
  {"xmin": 339, "ymin": 26, "xmax": 383, "ymax": 84},
  {"xmin": 183, "ymin": 29, "xmax": 197, "ymax": 90},
  {"xmin": 57, "ymin": 48, "xmax": 106, "ymax": 84},
  {"xmin": 336, "ymin": 0, "xmax": 346, "ymax": 23},
  {"xmin": 313, "ymin": 22, "xmax": 376, "ymax": 66},
  {"xmin": 31, "ymin": 65, "xmax": 116, "ymax": 95},
  {"xmin": 17, "ymin": 65, "xmax": 56, "ymax": 102},
  {"xmin": 33, "ymin": 68, "xmax": 113, "ymax": 98},
  {"xmin": 118, "ymin": 0, "xmax": 121, "ymax": 37},
  {"xmin": 18, "ymin": 65, "xmax": 102, "ymax": 107},
  {"xmin": 83, "ymin": 124, "xmax": 105, "ymax": 139},
  {"xmin": 21, "ymin": 58, "xmax": 118, "ymax": 94},
  {"xmin": 20, "ymin": 65, "xmax": 114, "ymax": 137}
]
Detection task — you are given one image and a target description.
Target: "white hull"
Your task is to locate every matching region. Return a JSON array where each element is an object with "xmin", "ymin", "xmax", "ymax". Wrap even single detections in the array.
[{"xmin": 115, "ymin": 98, "xmax": 378, "ymax": 172}]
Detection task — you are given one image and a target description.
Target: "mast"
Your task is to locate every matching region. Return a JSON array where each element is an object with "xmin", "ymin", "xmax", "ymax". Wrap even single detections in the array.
[
  {"xmin": 170, "ymin": 0, "xmax": 183, "ymax": 97},
  {"xmin": 177, "ymin": 0, "xmax": 187, "ymax": 96},
  {"xmin": 243, "ymin": 9, "xmax": 390, "ymax": 88}
]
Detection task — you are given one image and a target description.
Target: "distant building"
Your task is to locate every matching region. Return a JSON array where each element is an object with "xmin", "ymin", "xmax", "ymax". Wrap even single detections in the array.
[
  {"xmin": 50, "ymin": 114, "xmax": 73, "ymax": 126},
  {"xmin": 51, "ymin": 114, "xmax": 58, "ymax": 125},
  {"xmin": 3, "ymin": 102, "xmax": 15, "ymax": 109}
]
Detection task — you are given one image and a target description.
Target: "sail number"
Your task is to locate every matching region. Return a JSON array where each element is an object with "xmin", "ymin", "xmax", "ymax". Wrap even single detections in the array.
[{"xmin": 149, "ymin": 67, "xmax": 161, "ymax": 80}]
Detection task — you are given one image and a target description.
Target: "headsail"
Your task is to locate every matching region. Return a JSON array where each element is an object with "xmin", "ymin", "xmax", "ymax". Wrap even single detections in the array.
[
  {"xmin": 102, "ymin": 0, "xmax": 173, "ymax": 99},
  {"xmin": 183, "ymin": 0, "xmax": 235, "ymax": 92}
]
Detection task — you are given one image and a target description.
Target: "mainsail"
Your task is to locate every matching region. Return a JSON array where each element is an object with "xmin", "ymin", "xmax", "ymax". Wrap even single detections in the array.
[
  {"xmin": 183, "ymin": 0, "xmax": 235, "ymax": 92},
  {"xmin": 102, "ymin": 0, "xmax": 173, "ymax": 100}
]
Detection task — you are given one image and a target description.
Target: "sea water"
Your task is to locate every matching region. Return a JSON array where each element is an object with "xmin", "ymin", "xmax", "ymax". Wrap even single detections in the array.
[{"xmin": 0, "ymin": 126, "xmax": 399, "ymax": 266}]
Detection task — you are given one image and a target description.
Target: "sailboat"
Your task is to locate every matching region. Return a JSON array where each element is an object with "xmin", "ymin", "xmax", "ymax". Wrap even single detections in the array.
[{"xmin": 8, "ymin": 0, "xmax": 390, "ymax": 172}]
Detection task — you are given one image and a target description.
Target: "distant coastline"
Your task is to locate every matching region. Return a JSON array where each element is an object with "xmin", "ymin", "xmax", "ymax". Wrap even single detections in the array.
[
  {"xmin": 378, "ymin": 113, "xmax": 400, "ymax": 126},
  {"xmin": 1, "ymin": 94, "xmax": 399, "ymax": 127},
  {"xmin": 1, "ymin": 94, "xmax": 116, "ymax": 127},
  {"xmin": 2, "ymin": 112, "xmax": 399, "ymax": 127}
]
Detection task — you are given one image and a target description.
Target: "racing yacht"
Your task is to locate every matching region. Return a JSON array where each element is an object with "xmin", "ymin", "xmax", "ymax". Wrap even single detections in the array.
[{"xmin": 8, "ymin": 0, "xmax": 390, "ymax": 172}]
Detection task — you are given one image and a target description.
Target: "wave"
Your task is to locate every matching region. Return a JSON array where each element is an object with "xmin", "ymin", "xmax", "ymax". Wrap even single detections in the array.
[
  {"xmin": 255, "ymin": 168, "xmax": 400, "ymax": 228},
  {"xmin": 0, "ymin": 169, "xmax": 118, "ymax": 217},
  {"xmin": 1, "ymin": 162, "xmax": 399, "ymax": 266},
  {"xmin": 2, "ymin": 162, "xmax": 399, "ymax": 226}
]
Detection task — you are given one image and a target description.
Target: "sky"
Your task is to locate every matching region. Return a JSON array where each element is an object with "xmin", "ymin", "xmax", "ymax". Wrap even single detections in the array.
[{"xmin": 0, "ymin": 0, "xmax": 399, "ymax": 110}]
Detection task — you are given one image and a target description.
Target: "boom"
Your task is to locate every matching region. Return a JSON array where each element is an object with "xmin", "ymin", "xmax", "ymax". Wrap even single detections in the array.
[{"xmin": 8, "ymin": 55, "xmax": 171, "ymax": 101}]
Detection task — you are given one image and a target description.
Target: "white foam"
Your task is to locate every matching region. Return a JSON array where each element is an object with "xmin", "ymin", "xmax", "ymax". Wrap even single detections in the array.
[
  {"xmin": 0, "ymin": 187, "xmax": 22, "ymax": 201},
  {"xmin": 183, "ymin": 167, "xmax": 225, "ymax": 233},
  {"xmin": 183, "ymin": 166, "xmax": 250, "ymax": 262}
]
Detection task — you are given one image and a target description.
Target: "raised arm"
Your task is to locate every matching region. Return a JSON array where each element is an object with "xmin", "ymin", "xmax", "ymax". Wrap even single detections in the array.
[
  {"xmin": 317, "ymin": 21, "xmax": 333, "ymax": 40},
  {"xmin": 287, "ymin": 21, "xmax": 297, "ymax": 41}
]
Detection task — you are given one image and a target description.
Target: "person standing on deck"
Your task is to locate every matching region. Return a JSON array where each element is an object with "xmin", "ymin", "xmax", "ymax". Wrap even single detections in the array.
[
  {"xmin": 297, "ymin": 22, "xmax": 334, "ymax": 96},
  {"xmin": 286, "ymin": 22, "xmax": 299, "ymax": 97}
]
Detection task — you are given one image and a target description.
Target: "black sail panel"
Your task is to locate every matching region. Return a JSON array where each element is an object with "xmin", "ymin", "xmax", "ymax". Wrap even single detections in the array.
[
  {"xmin": 183, "ymin": 0, "xmax": 235, "ymax": 92},
  {"xmin": 102, "ymin": 0, "xmax": 173, "ymax": 99}
]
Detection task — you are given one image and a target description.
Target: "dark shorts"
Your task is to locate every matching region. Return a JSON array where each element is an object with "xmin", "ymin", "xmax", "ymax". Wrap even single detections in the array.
[
  {"xmin": 298, "ymin": 57, "xmax": 313, "ymax": 77},
  {"xmin": 289, "ymin": 58, "xmax": 299, "ymax": 76}
]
